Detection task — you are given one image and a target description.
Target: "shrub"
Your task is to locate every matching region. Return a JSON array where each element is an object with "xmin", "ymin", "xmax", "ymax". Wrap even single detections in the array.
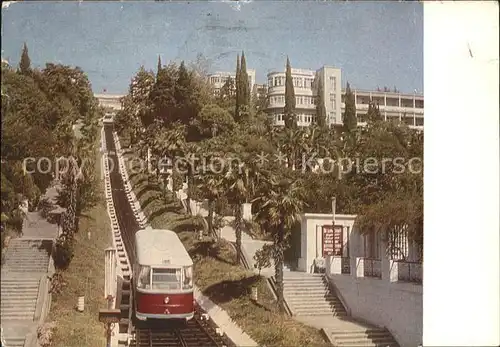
[
  {"xmin": 53, "ymin": 238, "xmax": 74, "ymax": 270},
  {"xmin": 37, "ymin": 322, "xmax": 57, "ymax": 347},
  {"xmin": 253, "ymin": 243, "xmax": 273, "ymax": 275}
]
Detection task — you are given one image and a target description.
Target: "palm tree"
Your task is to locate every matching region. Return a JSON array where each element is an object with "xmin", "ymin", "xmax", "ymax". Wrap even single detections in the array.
[
  {"xmin": 197, "ymin": 160, "xmax": 225, "ymax": 238},
  {"xmin": 253, "ymin": 171, "xmax": 304, "ymax": 312},
  {"xmin": 223, "ymin": 158, "xmax": 251, "ymax": 265},
  {"xmin": 183, "ymin": 142, "xmax": 200, "ymax": 215}
]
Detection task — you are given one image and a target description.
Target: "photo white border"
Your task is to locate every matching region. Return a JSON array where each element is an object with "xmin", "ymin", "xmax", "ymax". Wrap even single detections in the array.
[{"xmin": 424, "ymin": 2, "xmax": 499, "ymax": 346}]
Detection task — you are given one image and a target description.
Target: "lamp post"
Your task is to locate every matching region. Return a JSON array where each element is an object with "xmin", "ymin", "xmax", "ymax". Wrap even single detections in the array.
[{"xmin": 98, "ymin": 307, "xmax": 120, "ymax": 347}]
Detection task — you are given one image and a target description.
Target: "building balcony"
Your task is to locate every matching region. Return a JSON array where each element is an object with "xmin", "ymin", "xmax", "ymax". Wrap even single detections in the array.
[
  {"xmin": 341, "ymin": 103, "xmax": 424, "ymax": 115},
  {"xmin": 267, "ymin": 101, "xmax": 315, "ymax": 110},
  {"xmin": 267, "ymin": 85, "xmax": 285, "ymax": 94}
]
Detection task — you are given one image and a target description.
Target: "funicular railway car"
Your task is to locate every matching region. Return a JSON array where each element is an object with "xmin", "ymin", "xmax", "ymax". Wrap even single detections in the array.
[{"xmin": 132, "ymin": 229, "xmax": 194, "ymax": 321}]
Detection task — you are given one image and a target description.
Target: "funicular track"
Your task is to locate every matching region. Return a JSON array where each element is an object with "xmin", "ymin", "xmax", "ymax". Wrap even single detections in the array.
[{"xmin": 103, "ymin": 125, "xmax": 232, "ymax": 347}]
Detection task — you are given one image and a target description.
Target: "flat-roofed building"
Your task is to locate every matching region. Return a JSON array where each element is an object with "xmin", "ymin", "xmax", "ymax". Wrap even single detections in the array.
[
  {"xmin": 207, "ymin": 69, "xmax": 256, "ymax": 96},
  {"xmin": 341, "ymin": 89, "xmax": 424, "ymax": 129}
]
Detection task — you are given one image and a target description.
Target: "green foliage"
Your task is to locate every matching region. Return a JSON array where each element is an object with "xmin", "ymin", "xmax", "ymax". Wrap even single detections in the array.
[
  {"xmin": 218, "ymin": 77, "xmax": 235, "ymax": 108},
  {"xmin": 366, "ymin": 101, "xmax": 383, "ymax": 123},
  {"xmin": 191, "ymin": 103, "xmax": 235, "ymax": 139},
  {"xmin": 53, "ymin": 238, "xmax": 74, "ymax": 270},
  {"xmin": 2, "ymin": 44, "xmax": 101, "ymax": 259}
]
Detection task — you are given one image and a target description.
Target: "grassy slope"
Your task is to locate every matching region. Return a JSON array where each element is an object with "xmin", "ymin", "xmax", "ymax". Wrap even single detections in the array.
[
  {"xmin": 121, "ymin": 135, "xmax": 329, "ymax": 347},
  {"xmin": 48, "ymin": 140, "xmax": 112, "ymax": 347}
]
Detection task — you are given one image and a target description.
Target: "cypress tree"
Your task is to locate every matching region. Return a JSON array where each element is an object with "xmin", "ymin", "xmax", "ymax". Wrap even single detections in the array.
[
  {"xmin": 240, "ymin": 51, "xmax": 250, "ymax": 106},
  {"xmin": 157, "ymin": 55, "xmax": 162, "ymax": 78},
  {"xmin": 366, "ymin": 101, "xmax": 382, "ymax": 123},
  {"xmin": 235, "ymin": 54, "xmax": 241, "ymax": 120},
  {"xmin": 19, "ymin": 42, "xmax": 31, "ymax": 75},
  {"xmin": 316, "ymin": 75, "xmax": 327, "ymax": 128},
  {"xmin": 342, "ymin": 82, "xmax": 357, "ymax": 133},
  {"xmin": 284, "ymin": 56, "xmax": 296, "ymax": 129}
]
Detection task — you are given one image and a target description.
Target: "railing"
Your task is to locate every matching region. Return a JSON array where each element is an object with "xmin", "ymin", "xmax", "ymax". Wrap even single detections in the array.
[
  {"xmin": 341, "ymin": 257, "xmax": 350, "ymax": 275},
  {"xmin": 363, "ymin": 258, "xmax": 382, "ymax": 279},
  {"xmin": 395, "ymin": 260, "xmax": 422, "ymax": 284}
]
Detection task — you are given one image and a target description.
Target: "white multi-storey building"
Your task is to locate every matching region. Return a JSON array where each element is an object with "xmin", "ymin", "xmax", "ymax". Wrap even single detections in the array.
[
  {"xmin": 341, "ymin": 89, "xmax": 424, "ymax": 128},
  {"xmin": 266, "ymin": 66, "xmax": 342, "ymax": 127},
  {"xmin": 207, "ymin": 65, "xmax": 424, "ymax": 130},
  {"xmin": 208, "ymin": 69, "xmax": 256, "ymax": 96}
]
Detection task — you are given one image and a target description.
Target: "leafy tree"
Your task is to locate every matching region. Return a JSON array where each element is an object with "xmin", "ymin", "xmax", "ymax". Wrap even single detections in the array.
[
  {"xmin": 218, "ymin": 77, "xmax": 235, "ymax": 109},
  {"xmin": 150, "ymin": 62, "xmax": 178, "ymax": 125},
  {"xmin": 19, "ymin": 42, "xmax": 31, "ymax": 75},
  {"xmin": 190, "ymin": 103, "xmax": 235, "ymax": 140},
  {"xmin": 284, "ymin": 57, "xmax": 296, "ymax": 129}
]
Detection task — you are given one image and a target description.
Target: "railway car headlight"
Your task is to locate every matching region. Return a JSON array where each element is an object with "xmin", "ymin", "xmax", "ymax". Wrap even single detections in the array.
[{"xmin": 164, "ymin": 297, "xmax": 170, "ymax": 304}]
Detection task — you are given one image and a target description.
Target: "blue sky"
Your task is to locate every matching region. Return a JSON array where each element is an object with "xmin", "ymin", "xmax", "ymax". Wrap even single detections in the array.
[{"xmin": 1, "ymin": 1, "xmax": 423, "ymax": 94}]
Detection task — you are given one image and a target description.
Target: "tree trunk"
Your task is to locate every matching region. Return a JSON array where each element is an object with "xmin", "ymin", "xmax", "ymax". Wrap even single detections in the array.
[
  {"xmin": 234, "ymin": 204, "xmax": 243, "ymax": 265},
  {"xmin": 208, "ymin": 199, "xmax": 214, "ymax": 237},
  {"xmin": 274, "ymin": 223, "xmax": 285, "ymax": 313}
]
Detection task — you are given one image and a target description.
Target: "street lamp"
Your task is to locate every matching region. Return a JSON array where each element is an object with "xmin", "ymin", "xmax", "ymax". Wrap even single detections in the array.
[{"xmin": 98, "ymin": 307, "xmax": 121, "ymax": 347}]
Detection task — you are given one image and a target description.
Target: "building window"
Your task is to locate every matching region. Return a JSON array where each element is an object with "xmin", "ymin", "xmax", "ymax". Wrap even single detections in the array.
[{"xmin": 329, "ymin": 76, "xmax": 336, "ymax": 90}]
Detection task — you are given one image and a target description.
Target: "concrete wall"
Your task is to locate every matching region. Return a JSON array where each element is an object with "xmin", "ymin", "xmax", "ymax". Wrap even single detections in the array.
[
  {"xmin": 298, "ymin": 213, "xmax": 358, "ymax": 273},
  {"xmin": 328, "ymin": 272, "xmax": 422, "ymax": 347}
]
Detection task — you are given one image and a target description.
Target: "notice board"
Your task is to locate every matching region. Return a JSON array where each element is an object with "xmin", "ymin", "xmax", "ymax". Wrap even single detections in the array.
[{"xmin": 322, "ymin": 225, "xmax": 343, "ymax": 257}]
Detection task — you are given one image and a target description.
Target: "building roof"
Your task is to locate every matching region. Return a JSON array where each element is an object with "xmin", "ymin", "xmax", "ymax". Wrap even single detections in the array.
[{"xmin": 134, "ymin": 229, "xmax": 193, "ymax": 267}]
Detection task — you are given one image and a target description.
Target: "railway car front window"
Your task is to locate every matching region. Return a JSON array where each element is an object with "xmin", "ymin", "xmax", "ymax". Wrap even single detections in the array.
[
  {"xmin": 152, "ymin": 268, "xmax": 181, "ymax": 290},
  {"xmin": 183, "ymin": 266, "xmax": 193, "ymax": 289},
  {"xmin": 137, "ymin": 265, "xmax": 151, "ymax": 289}
]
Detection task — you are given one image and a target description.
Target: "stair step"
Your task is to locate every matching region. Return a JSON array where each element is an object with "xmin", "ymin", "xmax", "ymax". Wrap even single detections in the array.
[
  {"xmin": 3, "ymin": 339, "xmax": 26, "ymax": 347},
  {"xmin": 0, "ymin": 311, "xmax": 35, "ymax": 318},
  {"xmin": 295, "ymin": 311, "xmax": 347, "ymax": 316},
  {"xmin": 1, "ymin": 300, "xmax": 38, "ymax": 306},
  {"xmin": 289, "ymin": 303, "xmax": 345, "ymax": 311},
  {"xmin": 284, "ymin": 290, "xmax": 331, "ymax": 296},
  {"xmin": 2, "ymin": 282, "xmax": 40, "ymax": 287},
  {"xmin": 336, "ymin": 343, "xmax": 398, "ymax": 347}
]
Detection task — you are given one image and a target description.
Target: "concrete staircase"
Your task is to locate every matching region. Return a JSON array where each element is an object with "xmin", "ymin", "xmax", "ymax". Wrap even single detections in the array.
[
  {"xmin": 282, "ymin": 272, "xmax": 400, "ymax": 347},
  {"xmin": 1, "ymin": 238, "xmax": 54, "ymax": 347},
  {"xmin": 1, "ymin": 277, "xmax": 41, "ymax": 320},
  {"xmin": 2, "ymin": 239, "xmax": 52, "ymax": 273},
  {"xmin": 326, "ymin": 326, "xmax": 399, "ymax": 347},
  {"xmin": 283, "ymin": 273, "xmax": 347, "ymax": 317}
]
